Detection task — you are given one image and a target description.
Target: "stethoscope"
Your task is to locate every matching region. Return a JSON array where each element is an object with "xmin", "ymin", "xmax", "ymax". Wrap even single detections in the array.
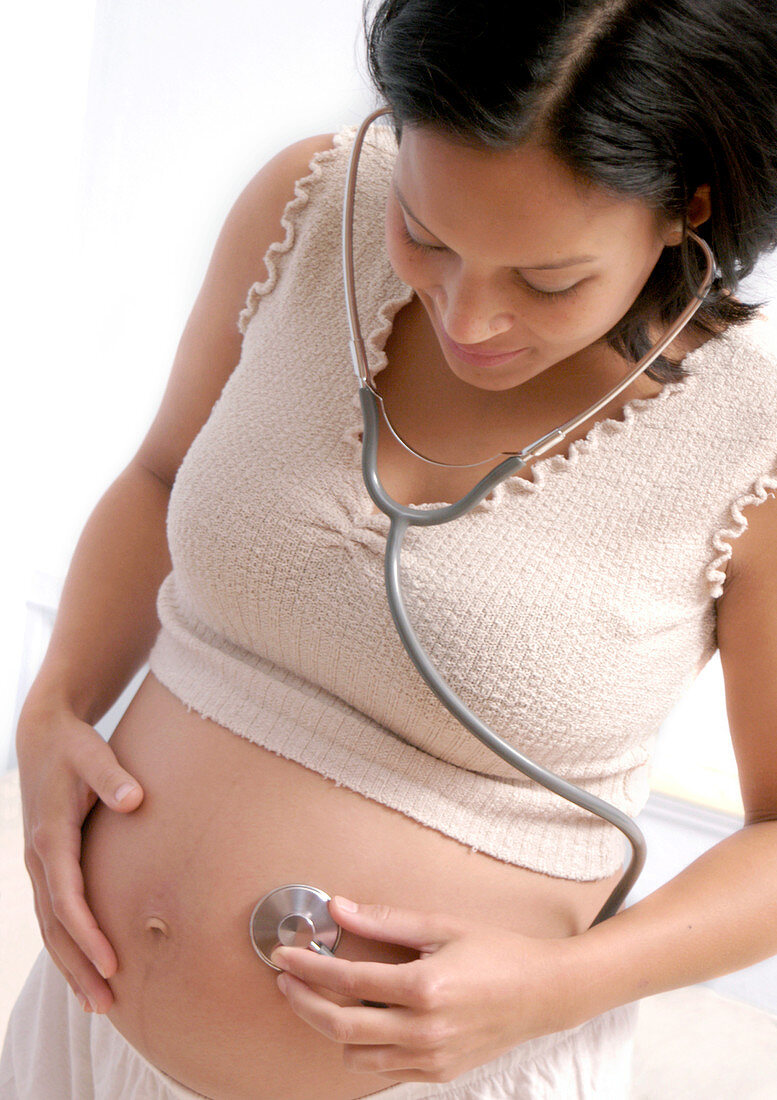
[{"xmin": 250, "ymin": 106, "xmax": 720, "ymax": 992}]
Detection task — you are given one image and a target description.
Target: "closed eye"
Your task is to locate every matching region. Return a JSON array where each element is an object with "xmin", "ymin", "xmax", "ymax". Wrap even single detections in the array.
[{"xmin": 398, "ymin": 223, "xmax": 584, "ymax": 302}]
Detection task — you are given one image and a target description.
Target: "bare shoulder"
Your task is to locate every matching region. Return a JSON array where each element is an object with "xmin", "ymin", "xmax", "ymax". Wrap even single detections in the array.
[
  {"xmin": 715, "ymin": 487, "xmax": 777, "ymax": 824},
  {"xmin": 234, "ymin": 132, "xmax": 340, "ymax": 282},
  {"xmin": 720, "ymin": 485, "xmax": 777, "ymax": 593},
  {"xmin": 132, "ymin": 131, "xmax": 339, "ymax": 490}
]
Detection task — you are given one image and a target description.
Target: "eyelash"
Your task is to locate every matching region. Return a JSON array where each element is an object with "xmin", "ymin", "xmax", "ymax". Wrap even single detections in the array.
[{"xmin": 399, "ymin": 223, "xmax": 582, "ymax": 301}]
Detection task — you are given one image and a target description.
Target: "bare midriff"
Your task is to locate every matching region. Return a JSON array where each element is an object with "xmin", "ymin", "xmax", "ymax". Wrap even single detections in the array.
[{"xmin": 81, "ymin": 671, "xmax": 620, "ymax": 1100}]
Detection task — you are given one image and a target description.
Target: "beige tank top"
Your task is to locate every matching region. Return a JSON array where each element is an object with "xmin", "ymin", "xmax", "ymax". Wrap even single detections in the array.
[{"xmin": 148, "ymin": 122, "xmax": 777, "ymax": 880}]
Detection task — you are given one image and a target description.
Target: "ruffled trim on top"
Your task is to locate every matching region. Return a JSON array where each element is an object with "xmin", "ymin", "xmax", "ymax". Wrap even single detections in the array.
[
  {"xmin": 498, "ymin": 377, "xmax": 691, "ymax": 499},
  {"xmin": 705, "ymin": 460, "xmax": 777, "ymax": 599},
  {"xmin": 343, "ymin": 303, "xmax": 701, "ymax": 520},
  {"xmin": 237, "ymin": 124, "xmax": 359, "ymax": 336},
  {"xmin": 340, "ymin": 287, "xmax": 415, "ymax": 453}
]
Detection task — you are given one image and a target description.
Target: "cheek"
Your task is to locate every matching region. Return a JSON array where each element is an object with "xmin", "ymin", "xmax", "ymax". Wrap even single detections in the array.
[
  {"xmin": 591, "ymin": 270, "xmax": 648, "ymax": 330},
  {"xmin": 524, "ymin": 284, "xmax": 628, "ymax": 350}
]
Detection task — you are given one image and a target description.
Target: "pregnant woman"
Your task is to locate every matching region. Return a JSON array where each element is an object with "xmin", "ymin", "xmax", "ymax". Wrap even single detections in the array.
[{"xmin": 4, "ymin": 2, "xmax": 777, "ymax": 1098}]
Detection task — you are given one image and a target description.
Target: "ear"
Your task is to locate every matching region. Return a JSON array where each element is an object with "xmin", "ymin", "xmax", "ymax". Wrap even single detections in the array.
[
  {"xmin": 662, "ymin": 183, "xmax": 712, "ymax": 246},
  {"xmin": 687, "ymin": 182, "xmax": 712, "ymax": 229}
]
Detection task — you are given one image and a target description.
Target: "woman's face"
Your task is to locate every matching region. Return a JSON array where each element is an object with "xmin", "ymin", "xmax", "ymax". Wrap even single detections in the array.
[{"xmin": 386, "ymin": 125, "xmax": 698, "ymax": 394}]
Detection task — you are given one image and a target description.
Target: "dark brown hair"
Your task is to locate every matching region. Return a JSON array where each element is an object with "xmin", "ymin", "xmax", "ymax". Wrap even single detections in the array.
[{"xmin": 362, "ymin": 0, "xmax": 777, "ymax": 382}]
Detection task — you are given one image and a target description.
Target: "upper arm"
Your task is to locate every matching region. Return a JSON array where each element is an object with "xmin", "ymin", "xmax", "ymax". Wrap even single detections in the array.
[
  {"xmin": 715, "ymin": 488, "xmax": 777, "ymax": 824},
  {"xmin": 131, "ymin": 131, "xmax": 338, "ymax": 490}
]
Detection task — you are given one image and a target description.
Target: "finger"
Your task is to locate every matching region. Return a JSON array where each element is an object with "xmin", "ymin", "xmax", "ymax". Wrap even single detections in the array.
[
  {"xmin": 328, "ymin": 896, "xmax": 459, "ymax": 954},
  {"xmin": 277, "ymin": 972, "xmax": 410, "ymax": 1046},
  {"xmin": 35, "ymin": 815, "xmax": 117, "ymax": 983},
  {"xmin": 70, "ymin": 729, "xmax": 144, "ymax": 813},
  {"xmin": 25, "ymin": 848, "xmax": 112, "ymax": 1012},
  {"xmin": 343, "ymin": 1041, "xmax": 450, "ymax": 1081},
  {"xmin": 43, "ymin": 917, "xmax": 114, "ymax": 1014},
  {"xmin": 271, "ymin": 946, "xmax": 423, "ymax": 1009},
  {"xmin": 25, "ymin": 852, "xmax": 82, "ymax": 1000},
  {"xmin": 346, "ymin": 1063, "xmax": 451, "ymax": 1087}
]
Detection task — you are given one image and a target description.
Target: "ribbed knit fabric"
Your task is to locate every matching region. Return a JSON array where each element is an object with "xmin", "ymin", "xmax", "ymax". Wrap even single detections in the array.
[{"xmin": 147, "ymin": 122, "xmax": 777, "ymax": 881}]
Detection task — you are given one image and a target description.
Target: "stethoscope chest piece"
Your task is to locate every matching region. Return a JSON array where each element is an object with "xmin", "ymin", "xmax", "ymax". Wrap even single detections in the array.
[{"xmin": 249, "ymin": 884, "xmax": 341, "ymax": 971}]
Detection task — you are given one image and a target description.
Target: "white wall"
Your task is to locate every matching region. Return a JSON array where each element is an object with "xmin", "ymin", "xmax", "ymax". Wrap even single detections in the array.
[
  {"xmin": 2, "ymin": 0, "xmax": 372, "ymax": 765},
  {"xmin": 4, "ymin": 0, "xmax": 776, "ymax": 782}
]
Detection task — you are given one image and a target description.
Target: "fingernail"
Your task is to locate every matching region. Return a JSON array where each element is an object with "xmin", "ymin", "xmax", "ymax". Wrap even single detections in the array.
[
  {"xmin": 114, "ymin": 783, "xmax": 138, "ymax": 803},
  {"xmin": 75, "ymin": 991, "xmax": 91, "ymax": 1012},
  {"xmin": 334, "ymin": 895, "xmax": 358, "ymax": 912},
  {"xmin": 92, "ymin": 959, "xmax": 109, "ymax": 980},
  {"xmin": 270, "ymin": 948, "xmax": 286, "ymax": 967}
]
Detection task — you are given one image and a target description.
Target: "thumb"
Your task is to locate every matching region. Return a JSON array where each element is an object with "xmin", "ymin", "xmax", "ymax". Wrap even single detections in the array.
[
  {"xmin": 75, "ymin": 729, "xmax": 144, "ymax": 812},
  {"xmin": 328, "ymin": 896, "xmax": 457, "ymax": 954}
]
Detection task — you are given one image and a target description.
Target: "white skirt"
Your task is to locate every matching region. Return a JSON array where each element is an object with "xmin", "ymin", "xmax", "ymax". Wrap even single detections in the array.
[{"xmin": 1, "ymin": 947, "xmax": 639, "ymax": 1099}]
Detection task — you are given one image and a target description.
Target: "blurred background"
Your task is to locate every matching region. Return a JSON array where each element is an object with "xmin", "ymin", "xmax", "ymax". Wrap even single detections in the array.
[
  {"xmin": 2, "ymin": 0, "xmax": 777, "ymax": 1067},
  {"xmin": 1, "ymin": 0, "xmax": 375, "ymax": 775}
]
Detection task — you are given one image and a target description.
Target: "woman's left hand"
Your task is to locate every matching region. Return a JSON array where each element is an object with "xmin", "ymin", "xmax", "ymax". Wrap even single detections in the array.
[{"xmin": 269, "ymin": 895, "xmax": 584, "ymax": 1085}]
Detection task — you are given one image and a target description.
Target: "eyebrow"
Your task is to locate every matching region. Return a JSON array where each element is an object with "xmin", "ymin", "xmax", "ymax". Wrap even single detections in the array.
[{"xmin": 393, "ymin": 181, "xmax": 598, "ymax": 270}]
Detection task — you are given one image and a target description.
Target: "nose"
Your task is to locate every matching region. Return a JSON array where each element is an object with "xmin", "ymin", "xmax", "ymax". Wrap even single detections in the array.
[{"xmin": 432, "ymin": 274, "xmax": 515, "ymax": 346}]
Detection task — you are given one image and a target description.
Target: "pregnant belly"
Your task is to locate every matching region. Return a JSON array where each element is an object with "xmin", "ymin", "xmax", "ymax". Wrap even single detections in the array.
[{"xmin": 80, "ymin": 671, "xmax": 619, "ymax": 1100}]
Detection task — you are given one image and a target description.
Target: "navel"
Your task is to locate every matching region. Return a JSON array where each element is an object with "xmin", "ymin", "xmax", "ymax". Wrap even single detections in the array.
[{"xmin": 144, "ymin": 915, "xmax": 171, "ymax": 938}]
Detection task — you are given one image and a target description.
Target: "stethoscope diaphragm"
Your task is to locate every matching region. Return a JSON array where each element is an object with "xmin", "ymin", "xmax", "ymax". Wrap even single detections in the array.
[
  {"xmin": 249, "ymin": 883, "xmax": 341, "ymax": 971},
  {"xmin": 250, "ymin": 882, "xmax": 389, "ymax": 1008}
]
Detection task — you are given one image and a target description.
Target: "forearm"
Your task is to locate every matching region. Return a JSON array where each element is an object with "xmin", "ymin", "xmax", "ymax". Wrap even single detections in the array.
[
  {"xmin": 21, "ymin": 460, "xmax": 172, "ymax": 729},
  {"xmin": 562, "ymin": 820, "xmax": 777, "ymax": 1026}
]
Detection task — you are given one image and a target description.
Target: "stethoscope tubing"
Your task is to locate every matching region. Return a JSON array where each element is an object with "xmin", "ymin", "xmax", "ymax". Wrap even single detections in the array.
[
  {"xmin": 361, "ymin": 385, "xmax": 644, "ymax": 925},
  {"xmin": 343, "ymin": 106, "xmax": 720, "ymax": 927}
]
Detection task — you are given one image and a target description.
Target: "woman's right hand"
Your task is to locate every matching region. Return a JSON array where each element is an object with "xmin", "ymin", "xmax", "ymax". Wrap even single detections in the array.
[{"xmin": 15, "ymin": 701, "xmax": 144, "ymax": 1014}]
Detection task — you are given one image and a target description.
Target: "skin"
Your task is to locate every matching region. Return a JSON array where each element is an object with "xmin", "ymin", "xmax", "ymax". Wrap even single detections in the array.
[{"xmin": 383, "ymin": 125, "xmax": 712, "ymax": 401}]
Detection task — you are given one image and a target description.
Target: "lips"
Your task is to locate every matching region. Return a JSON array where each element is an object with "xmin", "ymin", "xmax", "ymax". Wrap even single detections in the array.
[{"xmin": 439, "ymin": 326, "xmax": 527, "ymax": 365}]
